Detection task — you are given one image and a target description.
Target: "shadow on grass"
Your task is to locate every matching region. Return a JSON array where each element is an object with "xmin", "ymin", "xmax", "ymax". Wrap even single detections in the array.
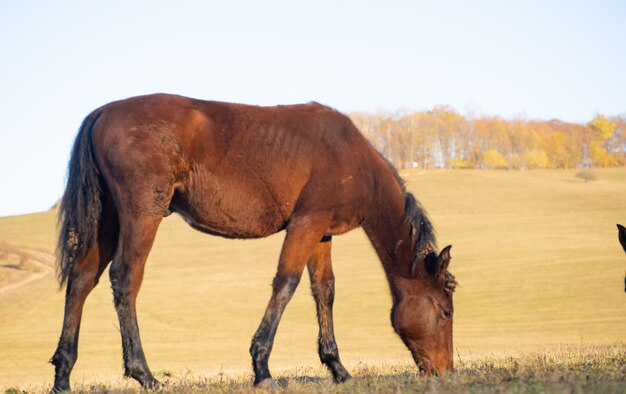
[{"xmin": 276, "ymin": 375, "xmax": 327, "ymax": 386}]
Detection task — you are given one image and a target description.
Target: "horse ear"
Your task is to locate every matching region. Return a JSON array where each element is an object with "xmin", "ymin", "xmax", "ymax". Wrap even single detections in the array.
[
  {"xmin": 424, "ymin": 245, "xmax": 452, "ymax": 279},
  {"xmin": 423, "ymin": 252, "xmax": 438, "ymax": 277},
  {"xmin": 436, "ymin": 245, "xmax": 452, "ymax": 278},
  {"xmin": 617, "ymin": 224, "xmax": 626, "ymax": 253}
]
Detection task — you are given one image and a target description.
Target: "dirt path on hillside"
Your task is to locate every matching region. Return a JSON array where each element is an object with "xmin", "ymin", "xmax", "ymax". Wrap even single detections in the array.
[{"xmin": 0, "ymin": 249, "xmax": 55, "ymax": 295}]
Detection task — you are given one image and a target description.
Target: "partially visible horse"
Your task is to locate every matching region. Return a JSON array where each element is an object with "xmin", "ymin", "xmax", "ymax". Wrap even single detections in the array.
[
  {"xmin": 618, "ymin": 224, "xmax": 626, "ymax": 292},
  {"xmin": 51, "ymin": 94, "xmax": 456, "ymax": 391}
]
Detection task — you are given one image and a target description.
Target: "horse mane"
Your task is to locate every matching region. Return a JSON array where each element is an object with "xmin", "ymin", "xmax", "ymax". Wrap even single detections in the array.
[
  {"xmin": 405, "ymin": 200, "xmax": 458, "ymax": 293},
  {"xmin": 374, "ymin": 151, "xmax": 438, "ymax": 275},
  {"xmin": 375, "ymin": 150, "xmax": 407, "ymax": 193},
  {"xmin": 405, "ymin": 193, "xmax": 438, "ymax": 271}
]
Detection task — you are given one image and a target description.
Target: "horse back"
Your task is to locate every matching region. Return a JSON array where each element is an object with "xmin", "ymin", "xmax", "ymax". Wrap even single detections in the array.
[{"xmin": 91, "ymin": 94, "xmax": 377, "ymax": 238}]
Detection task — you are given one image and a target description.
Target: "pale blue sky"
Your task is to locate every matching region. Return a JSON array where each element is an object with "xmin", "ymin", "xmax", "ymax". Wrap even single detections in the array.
[{"xmin": 1, "ymin": 1, "xmax": 625, "ymax": 217}]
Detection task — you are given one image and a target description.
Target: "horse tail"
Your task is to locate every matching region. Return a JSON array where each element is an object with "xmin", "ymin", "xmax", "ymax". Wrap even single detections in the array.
[{"xmin": 56, "ymin": 110, "xmax": 103, "ymax": 287}]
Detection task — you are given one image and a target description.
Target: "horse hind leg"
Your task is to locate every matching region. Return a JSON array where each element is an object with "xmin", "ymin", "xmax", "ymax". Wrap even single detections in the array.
[
  {"xmin": 51, "ymin": 208, "xmax": 119, "ymax": 392},
  {"xmin": 109, "ymin": 213, "xmax": 163, "ymax": 389},
  {"xmin": 307, "ymin": 237, "xmax": 351, "ymax": 383}
]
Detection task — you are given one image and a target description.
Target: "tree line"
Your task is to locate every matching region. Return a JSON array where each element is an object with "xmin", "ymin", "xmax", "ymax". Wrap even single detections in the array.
[{"xmin": 348, "ymin": 107, "xmax": 626, "ymax": 169}]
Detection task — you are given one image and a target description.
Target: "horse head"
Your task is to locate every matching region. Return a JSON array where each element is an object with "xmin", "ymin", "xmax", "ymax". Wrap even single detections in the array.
[{"xmin": 391, "ymin": 245, "xmax": 456, "ymax": 376}]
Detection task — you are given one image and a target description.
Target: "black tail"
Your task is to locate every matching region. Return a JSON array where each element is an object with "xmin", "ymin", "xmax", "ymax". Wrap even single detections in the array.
[{"xmin": 56, "ymin": 111, "xmax": 102, "ymax": 287}]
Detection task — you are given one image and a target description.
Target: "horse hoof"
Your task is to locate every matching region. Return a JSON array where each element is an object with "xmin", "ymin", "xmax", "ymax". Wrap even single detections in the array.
[
  {"xmin": 334, "ymin": 372, "xmax": 352, "ymax": 384},
  {"xmin": 254, "ymin": 378, "xmax": 279, "ymax": 389},
  {"xmin": 142, "ymin": 377, "xmax": 162, "ymax": 390}
]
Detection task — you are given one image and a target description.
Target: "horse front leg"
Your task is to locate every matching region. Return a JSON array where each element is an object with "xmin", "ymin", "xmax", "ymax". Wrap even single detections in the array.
[
  {"xmin": 250, "ymin": 213, "xmax": 332, "ymax": 388},
  {"xmin": 307, "ymin": 236, "xmax": 351, "ymax": 383},
  {"xmin": 249, "ymin": 275, "xmax": 300, "ymax": 388}
]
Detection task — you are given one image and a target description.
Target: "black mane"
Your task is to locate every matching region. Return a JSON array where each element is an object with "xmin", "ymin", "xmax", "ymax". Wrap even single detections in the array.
[
  {"xmin": 404, "ymin": 193, "xmax": 438, "ymax": 261},
  {"xmin": 374, "ymin": 151, "xmax": 438, "ymax": 264},
  {"xmin": 376, "ymin": 150, "xmax": 407, "ymax": 193},
  {"xmin": 378, "ymin": 152, "xmax": 438, "ymax": 271}
]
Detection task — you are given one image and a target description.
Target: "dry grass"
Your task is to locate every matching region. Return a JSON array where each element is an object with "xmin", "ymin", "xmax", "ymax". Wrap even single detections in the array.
[
  {"xmin": 0, "ymin": 168, "xmax": 625, "ymax": 390},
  {"xmin": 4, "ymin": 344, "xmax": 625, "ymax": 393}
]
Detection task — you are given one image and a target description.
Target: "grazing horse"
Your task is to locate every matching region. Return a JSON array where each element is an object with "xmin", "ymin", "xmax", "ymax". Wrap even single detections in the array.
[
  {"xmin": 51, "ymin": 94, "xmax": 456, "ymax": 391},
  {"xmin": 618, "ymin": 224, "xmax": 626, "ymax": 292}
]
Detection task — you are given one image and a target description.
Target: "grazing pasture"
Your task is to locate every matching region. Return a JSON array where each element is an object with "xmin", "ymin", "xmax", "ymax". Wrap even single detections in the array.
[
  {"xmin": 0, "ymin": 168, "xmax": 625, "ymax": 391},
  {"xmin": 5, "ymin": 345, "xmax": 626, "ymax": 393}
]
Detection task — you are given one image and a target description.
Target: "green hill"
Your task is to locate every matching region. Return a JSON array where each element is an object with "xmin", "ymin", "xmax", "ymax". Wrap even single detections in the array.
[{"xmin": 1, "ymin": 168, "xmax": 625, "ymax": 388}]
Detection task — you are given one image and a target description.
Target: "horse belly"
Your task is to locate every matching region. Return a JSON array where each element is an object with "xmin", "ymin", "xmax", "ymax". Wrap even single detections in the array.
[{"xmin": 171, "ymin": 169, "xmax": 291, "ymax": 239}]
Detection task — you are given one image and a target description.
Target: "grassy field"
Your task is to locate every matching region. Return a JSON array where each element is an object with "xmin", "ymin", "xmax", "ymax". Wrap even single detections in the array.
[
  {"xmin": 5, "ymin": 345, "xmax": 626, "ymax": 393},
  {"xmin": 0, "ymin": 168, "xmax": 625, "ymax": 391}
]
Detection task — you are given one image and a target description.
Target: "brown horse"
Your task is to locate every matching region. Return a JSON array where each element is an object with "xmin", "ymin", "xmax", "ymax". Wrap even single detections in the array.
[
  {"xmin": 51, "ymin": 94, "xmax": 456, "ymax": 391},
  {"xmin": 618, "ymin": 224, "xmax": 626, "ymax": 292}
]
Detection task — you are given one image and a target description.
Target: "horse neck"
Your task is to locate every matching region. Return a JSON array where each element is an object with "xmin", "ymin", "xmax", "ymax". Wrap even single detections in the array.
[{"xmin": 361, "ymin": 170, "xmax": 412, "ymax": 279}]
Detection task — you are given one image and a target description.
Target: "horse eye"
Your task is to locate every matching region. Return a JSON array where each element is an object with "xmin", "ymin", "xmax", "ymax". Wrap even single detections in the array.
[{"xmin": 442, "ymin": 309, "xmax": 453, "ymax": 319}]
